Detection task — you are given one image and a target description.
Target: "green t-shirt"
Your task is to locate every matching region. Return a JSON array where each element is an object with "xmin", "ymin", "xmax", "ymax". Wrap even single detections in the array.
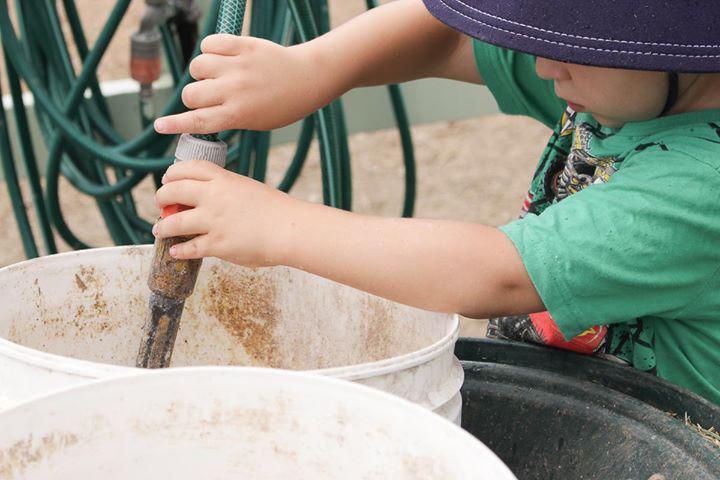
[{"xmin": 473, "ymin": 40, "xmax": 720, "ymax": 405}]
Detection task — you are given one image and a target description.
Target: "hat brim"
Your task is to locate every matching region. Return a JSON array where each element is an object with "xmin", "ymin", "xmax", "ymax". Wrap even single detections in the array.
[{"xmin": 423, "ymin": 0, "xmax": 720, "ymax": 73}]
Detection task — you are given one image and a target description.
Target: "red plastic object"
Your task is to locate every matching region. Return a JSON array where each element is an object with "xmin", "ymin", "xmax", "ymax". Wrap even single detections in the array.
[
  {"xmin": 529, "ymin": 311, "xmax": 607, "ymax": 354},
  {"xmin": 161, "ymin": 204, "xmax": 191, "ymax": 218}
]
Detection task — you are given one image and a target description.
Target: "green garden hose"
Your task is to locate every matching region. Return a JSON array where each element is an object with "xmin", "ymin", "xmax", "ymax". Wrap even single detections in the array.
[{"xmin": 0, "ymin": 0, "xmax": 417, "ymax": 261}]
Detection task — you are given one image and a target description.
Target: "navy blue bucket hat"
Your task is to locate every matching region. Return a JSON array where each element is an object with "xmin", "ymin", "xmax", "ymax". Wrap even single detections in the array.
[{"xmin": 422, "ymin": 0, "xmax": 720, "ymax": 73}]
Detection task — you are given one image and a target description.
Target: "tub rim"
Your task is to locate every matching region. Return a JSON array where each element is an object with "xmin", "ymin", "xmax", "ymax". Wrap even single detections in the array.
[
  {"xmin": 0, "ymin": 366, "xmax": 514, "ymax": 479},
  {"xmin": 0, "ymin": 246, "xmax": 461, "ymax": 381}
]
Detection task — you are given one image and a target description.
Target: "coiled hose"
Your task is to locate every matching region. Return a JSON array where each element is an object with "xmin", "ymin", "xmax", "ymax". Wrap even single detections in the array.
[{"xmin": 0, "ymin": 0, "xmax": 416, "ymax": 260}]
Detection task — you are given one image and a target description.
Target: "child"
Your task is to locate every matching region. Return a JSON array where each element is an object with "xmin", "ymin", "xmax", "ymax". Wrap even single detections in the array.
[{"xmin": 151, "ymin": 0, "xmax": 720, "ymax": 404}]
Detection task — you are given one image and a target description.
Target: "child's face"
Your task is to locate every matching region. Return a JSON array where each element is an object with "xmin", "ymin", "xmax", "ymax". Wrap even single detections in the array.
[{"xmin": 535, "ymin": 57, "xmax": 668, "ymax": 128}]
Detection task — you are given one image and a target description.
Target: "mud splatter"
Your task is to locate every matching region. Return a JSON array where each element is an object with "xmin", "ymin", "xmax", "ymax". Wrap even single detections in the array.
[
  {"xmin": 0, "ymin": 432, "xmax": 78, "ymax": 477},
  {"xmin": 123, "ymin": 246, "xmax": 146, "ymax": 258},
  {"xmin": 362, "ymin": 297, "xmax": 397, "ymax": 362},
  {"xmin": 74, "ymin": 273, "xmax": 88, "ymax": 292},
  {"xmin": 67, "ymin": 265, "xmax": 113, "ymax": 336},
  {"xmin": 74, "ymin": 266, "xmax": 110, "ymax": 320},
  {"xmin": 201, "ymin": 266, "xmax": 280, "ymax": 367},
  {"xmin": 8, "ymin": 264, "xmax": 117, "ymax": 346}
]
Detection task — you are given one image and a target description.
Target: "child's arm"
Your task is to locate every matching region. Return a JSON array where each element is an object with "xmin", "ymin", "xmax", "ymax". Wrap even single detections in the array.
[
  {"xmin": 315, "ymin": 0, "xmax": 482, "ymax": 87},
  {"xmin": 154, "ymin": 0, "xmax": 481, "ymax": 134},
  {"xmin": 153, "ymin": 161, "xmax": 544, "ymax": 318}
]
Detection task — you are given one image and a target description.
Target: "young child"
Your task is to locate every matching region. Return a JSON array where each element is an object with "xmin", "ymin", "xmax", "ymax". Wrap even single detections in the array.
[{"xmin": 151, "ymin": 0, "xmax": 720, "ymax": 404}]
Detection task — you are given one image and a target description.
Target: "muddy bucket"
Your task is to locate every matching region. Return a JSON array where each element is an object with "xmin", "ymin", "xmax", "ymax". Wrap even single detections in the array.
[
  {"xmin": 0, "ymin": 368, "xmax": 515, "ymax": 479},
  {"xmin": 0, "ymin": 246, "xmax": 462, "ymax": 421}
]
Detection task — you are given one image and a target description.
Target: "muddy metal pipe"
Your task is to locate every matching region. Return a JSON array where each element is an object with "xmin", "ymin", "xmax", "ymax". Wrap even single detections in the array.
[
  {"xmin": 136, "ymin": 134, "xmax": 226, "ymax": 368},
  {"xmin": 136, "ymin": 0, "xmax": 245, "ymax": 369}
]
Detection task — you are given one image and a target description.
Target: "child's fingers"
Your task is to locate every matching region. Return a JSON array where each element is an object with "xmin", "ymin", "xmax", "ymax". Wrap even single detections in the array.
[
  {"xmin": 154, "ymin": 105, "xmax": 226, "ymax": 134},
  {"xmin": 200, "ymin": 34, "xmax": 251, "ymax": 56},
  {"xmin": 168, "ymin": 234, "xmax": 212, "ymax": 260},
  {"xmin": 154, "ymin": 179, "xmax": 206, "ymax": 209},
  {"xmin": 153, "ymin": 208, "xmax": 209, "ymax": 240},
  {"xmin": 188, "ymin": 54, "xmax": 227, "ymax": 80},
  {"xmin": 162, "ymin": 160, "xmax": 224, "ymax": 183},
  {"xmin": 181, "ymin": 80, "xmax": 224, "ymax": 110}
]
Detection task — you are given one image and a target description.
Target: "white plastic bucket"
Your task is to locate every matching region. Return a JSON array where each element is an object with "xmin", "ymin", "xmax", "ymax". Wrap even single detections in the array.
[
  {"xmin": 0, "ymin": 368, "xmax": 514, "ymax": 479},
  {"xmin": 0, "ymin": 246, "xmax": 463, "ymax": 421}
]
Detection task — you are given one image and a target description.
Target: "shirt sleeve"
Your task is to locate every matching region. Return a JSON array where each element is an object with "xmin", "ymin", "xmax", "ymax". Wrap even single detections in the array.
[
  {"xmin": 500, "ymin": 149, "xmax": 720, "ymax": 339},
  {"xmin": 472, "ymin": 39, "xmax": 566, "ymax": 129}
]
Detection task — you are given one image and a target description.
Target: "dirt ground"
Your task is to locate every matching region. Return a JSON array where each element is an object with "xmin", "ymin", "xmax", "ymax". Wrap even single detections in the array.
[{"xmin": 0, "ymin": 1, "xmax": 551, "ymax": 336}]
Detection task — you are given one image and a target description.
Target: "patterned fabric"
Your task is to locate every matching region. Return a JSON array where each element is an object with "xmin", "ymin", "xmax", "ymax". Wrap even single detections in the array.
[{"xmin": 488, "ymin": 107, "xmax": 656, "ymax": 370}]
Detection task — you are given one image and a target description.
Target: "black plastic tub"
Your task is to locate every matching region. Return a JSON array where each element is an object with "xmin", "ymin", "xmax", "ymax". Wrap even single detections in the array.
[{"xmin": 456, "ymin": 338, "xmax": 720, "ymax": 480}]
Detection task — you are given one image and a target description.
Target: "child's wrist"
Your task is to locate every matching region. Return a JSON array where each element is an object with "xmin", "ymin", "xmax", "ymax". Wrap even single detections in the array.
[
  {"xmin": 292, "ymin": 39, "xmax": 352, "ymax": 101},
  {"xmin": 268, "ymin": 196, "xmax": 313, "ymax": 268},
  {"xmin": 272, "ymin": 199, "xmax": 335, "ymax": 271}
]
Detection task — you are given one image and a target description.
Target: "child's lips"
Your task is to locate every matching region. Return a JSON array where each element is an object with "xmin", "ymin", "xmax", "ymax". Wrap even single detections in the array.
[{"xmin": 566, "ymin": 101, "xmax": 586, "ymax": 112}]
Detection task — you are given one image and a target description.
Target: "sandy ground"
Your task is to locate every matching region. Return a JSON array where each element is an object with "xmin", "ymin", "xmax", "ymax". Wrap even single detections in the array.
[{"xmin": 0, "ymin": 1, "xmax": 551, "ymax": 336}]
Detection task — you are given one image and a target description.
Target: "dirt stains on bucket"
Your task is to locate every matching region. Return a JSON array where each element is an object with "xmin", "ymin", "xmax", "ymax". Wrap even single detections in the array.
[
  {"xmin": 0, "ymin": 432, "xmax": 78, "ymax": 477},
  {"xmin": 123, "ymin": 246, "xmax": 146, "ymax": 258},
  {"xmin": 74, "ymin": 266, "xmax": 111, "ymax": 320},
  {"xmin": 360, "ymin": 296, "xmax": 433, "ymax": 364},
  {"xmin": 201, "ymin": 265, "xmax": 281, "ymax": 368},
  {"xmin": 8, "ymin": 264, "xmax": 116, "ymax": 347},
  {"xmin": 59, "ymin": 265, "xmax": 114, "ymax": 337},
  {"xmin": 362, "ymin": 297, "xmax": 409, "ymax": 362},
  {"xmin": 73, "ymin": 273, "xmax": 88, "ymax": 292},
  {"xmin": 402, "ymin": 453, "xmax": 452, "ymax": 478},
  {"xmin": 131, "ymin": 398, "xmax": 290, "ymax": 441}
]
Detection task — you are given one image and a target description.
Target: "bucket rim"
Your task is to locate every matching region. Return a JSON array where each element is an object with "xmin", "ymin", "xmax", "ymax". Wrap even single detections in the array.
[
  {"xmin": 0, "ymin": 246, "xmax": 461, "ymax": 380},
  {"xmin": 0, "ymin": 366, "xmax": 515, "ymax": 479}
]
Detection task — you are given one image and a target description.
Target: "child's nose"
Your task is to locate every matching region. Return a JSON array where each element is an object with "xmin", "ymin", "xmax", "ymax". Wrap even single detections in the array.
[{"xmin": 535, "ymin": 57, "xmax": 569, "ymax": 81}]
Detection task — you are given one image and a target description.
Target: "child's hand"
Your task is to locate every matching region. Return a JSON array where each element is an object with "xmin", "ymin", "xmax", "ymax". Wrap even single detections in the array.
[
  {"xmin": 151, "ymin": 162, "xmax": 543, "ymax": 319},
  {"xmin": 154, "ymin": 34, "xmax": 330, "ymax": 134},
  {"xmin": 152, "ymin": 160, "xmax": 297, "ymax": 266}
]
